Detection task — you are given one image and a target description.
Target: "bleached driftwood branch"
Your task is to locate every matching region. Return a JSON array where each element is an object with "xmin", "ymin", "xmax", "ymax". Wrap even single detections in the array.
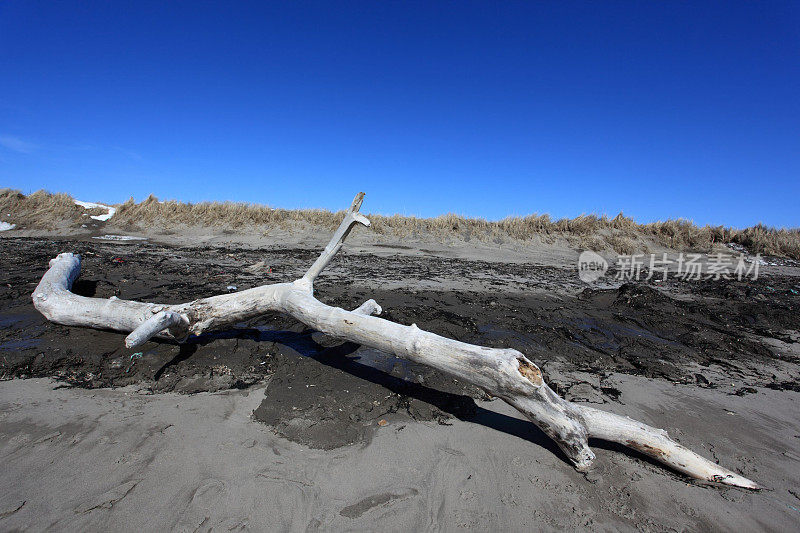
[{"xmin": 32, "ymin": 193, "xmax": 757, "ymax": 489}]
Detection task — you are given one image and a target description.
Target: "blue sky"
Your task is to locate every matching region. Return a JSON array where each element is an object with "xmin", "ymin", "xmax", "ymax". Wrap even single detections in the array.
[{"xmin": 1, "ymin": 1, "xmax": 798, "ymax": 228}]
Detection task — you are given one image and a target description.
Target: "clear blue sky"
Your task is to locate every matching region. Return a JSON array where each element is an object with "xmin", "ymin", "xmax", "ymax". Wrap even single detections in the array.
[{"xmin": 1, "ymin": 1, "xmax": 798, "ymax": 228}]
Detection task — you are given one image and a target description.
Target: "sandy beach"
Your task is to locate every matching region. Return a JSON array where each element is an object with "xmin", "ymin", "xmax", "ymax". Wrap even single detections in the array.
[
  {"xmin": 1, "ymin": 372, "xmax": 799, "ymax": 531},
  {"xmin": 0, "ymin": 233, "xmax": 799, "ymax": 530}
]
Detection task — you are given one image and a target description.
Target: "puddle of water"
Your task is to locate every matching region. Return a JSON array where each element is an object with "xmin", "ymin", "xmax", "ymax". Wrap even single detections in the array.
[
  {"xmin": 0, "ymin": 338, "xmax": 41, "ymax": 350},
  {"xmin": 198, "ymin": 322, "xmax": 425, "ymax": 384},
  {"xmin": 559, "ymin": 317, "xmax": 685, "ymax": 355},
  {"xmin": 478, "ymin": 324, "xmax": 546, "ymax": 349},
  {"xmin": 0, "ymin": 313, "xmax": 47, "ymax": 353},
  {"xmin": 0, "ymin": 313, "xmax": 39, "ymax": 329},
  {"xmin": 348, "ymin": 347, "xmax": 421, "ymax": 383},
  {"xmin": 573, "ymin": 318, "xmax": 681, "ymax": 348}
]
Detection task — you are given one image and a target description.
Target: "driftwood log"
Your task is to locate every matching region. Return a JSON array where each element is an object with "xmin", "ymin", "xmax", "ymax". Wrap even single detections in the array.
[{"xmin": 32, "ymin": 193, "xmax": 757, "ymax": 489}]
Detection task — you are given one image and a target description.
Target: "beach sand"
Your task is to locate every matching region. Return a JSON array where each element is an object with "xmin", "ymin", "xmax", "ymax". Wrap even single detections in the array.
[{"xmin": 1, "ymin": 235, "xmax": 799, "ymax": 531}]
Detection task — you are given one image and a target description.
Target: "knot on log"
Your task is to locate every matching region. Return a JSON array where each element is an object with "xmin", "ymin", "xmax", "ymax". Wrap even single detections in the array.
[{"xmin": 517, "ymin": 357, "xmax": 543, "ymax": 386}]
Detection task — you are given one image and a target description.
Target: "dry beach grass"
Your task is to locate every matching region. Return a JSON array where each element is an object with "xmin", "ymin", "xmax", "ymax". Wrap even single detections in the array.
[{"xmin": 2, "ymin": 188, "xmax": 799, "ymax": 258}]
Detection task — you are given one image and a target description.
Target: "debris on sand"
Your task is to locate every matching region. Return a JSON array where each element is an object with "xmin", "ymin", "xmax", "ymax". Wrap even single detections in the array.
[
  {"xmin": 245, "ymin": 260, "xmax": 273, "ymax": 274},
  {"xmin": 92, "ymin": 234, "xmax": 147, "ymax": 242}
]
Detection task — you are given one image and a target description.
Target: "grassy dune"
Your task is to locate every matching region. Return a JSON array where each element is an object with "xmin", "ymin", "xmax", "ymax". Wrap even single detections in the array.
[{"xmin": 2, "ymin": 188, "xmax": 798, "ymax": 258}]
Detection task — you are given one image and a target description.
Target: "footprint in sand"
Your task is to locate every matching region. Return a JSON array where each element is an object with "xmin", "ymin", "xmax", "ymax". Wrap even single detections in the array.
[
  {"xmin": 175, "ymin": 479, "xmax": 242, "ymax": 532},
  {"xmin": 339, "ymin": 488, "xmax": 419, "ymax": 519},
  {"xmin": 73, "ymin": 480, "xmax": 140, "ymax": 514}
]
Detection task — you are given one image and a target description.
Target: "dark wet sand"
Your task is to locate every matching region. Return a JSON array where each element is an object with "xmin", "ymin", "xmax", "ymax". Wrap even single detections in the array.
[{"xmin": 1, "ymin": 237, "xmax": 799, "ymax": 530}]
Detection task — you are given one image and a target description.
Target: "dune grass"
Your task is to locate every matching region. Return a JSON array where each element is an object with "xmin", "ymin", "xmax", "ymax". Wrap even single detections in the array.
[
  {"xmin": 0, "ymin": 188, "xmax": 108, "ymax": 228},
  {"xmin": 2, "ymin": 188, "xmax": 798, "ymax": 259}
]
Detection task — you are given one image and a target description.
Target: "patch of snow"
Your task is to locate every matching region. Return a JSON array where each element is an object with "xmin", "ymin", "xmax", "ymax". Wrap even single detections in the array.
[
  {"xmin": 726, "ymin": 243, "xmax": 748, "ymax": 254},
  {"xmin": 725, "ymin": 242, "xmax": 784, "ymax": 266},
  {"xmin": 74, "ymin": 200, "xmax": 116, "ymax": 222},
  {"xmin": 0, "ymin": 221, "xmax": 16, "ymax": 231},
  {"xmin": 92, "ymin": 234, "xmax": 147, "ymax": 241}
]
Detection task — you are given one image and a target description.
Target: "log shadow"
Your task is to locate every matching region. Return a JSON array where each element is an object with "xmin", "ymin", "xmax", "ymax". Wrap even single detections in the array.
[
  {"xmin": 149, "ymin": 327, "xmax": 719, "ymax": 482},
  {"xmin": 163, "ymin": 325, "xmax": 573, "ymax": 467},
  {"xmin": 588, "ymin": 438, "xmax": 691, "ymax": 482},
  {"xmin": 71, "ymin": 279, "xmax": 98, "ymax": 297},
  {"xmin": 153, "ymin": 343, "xmax": 198, "ymax": 380}
]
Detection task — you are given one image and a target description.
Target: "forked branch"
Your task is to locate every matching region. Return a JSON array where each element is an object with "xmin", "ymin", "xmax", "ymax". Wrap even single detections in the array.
[{"xmin": 31, "ymin": 192, "xmax": 757, "ymax": 489}]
